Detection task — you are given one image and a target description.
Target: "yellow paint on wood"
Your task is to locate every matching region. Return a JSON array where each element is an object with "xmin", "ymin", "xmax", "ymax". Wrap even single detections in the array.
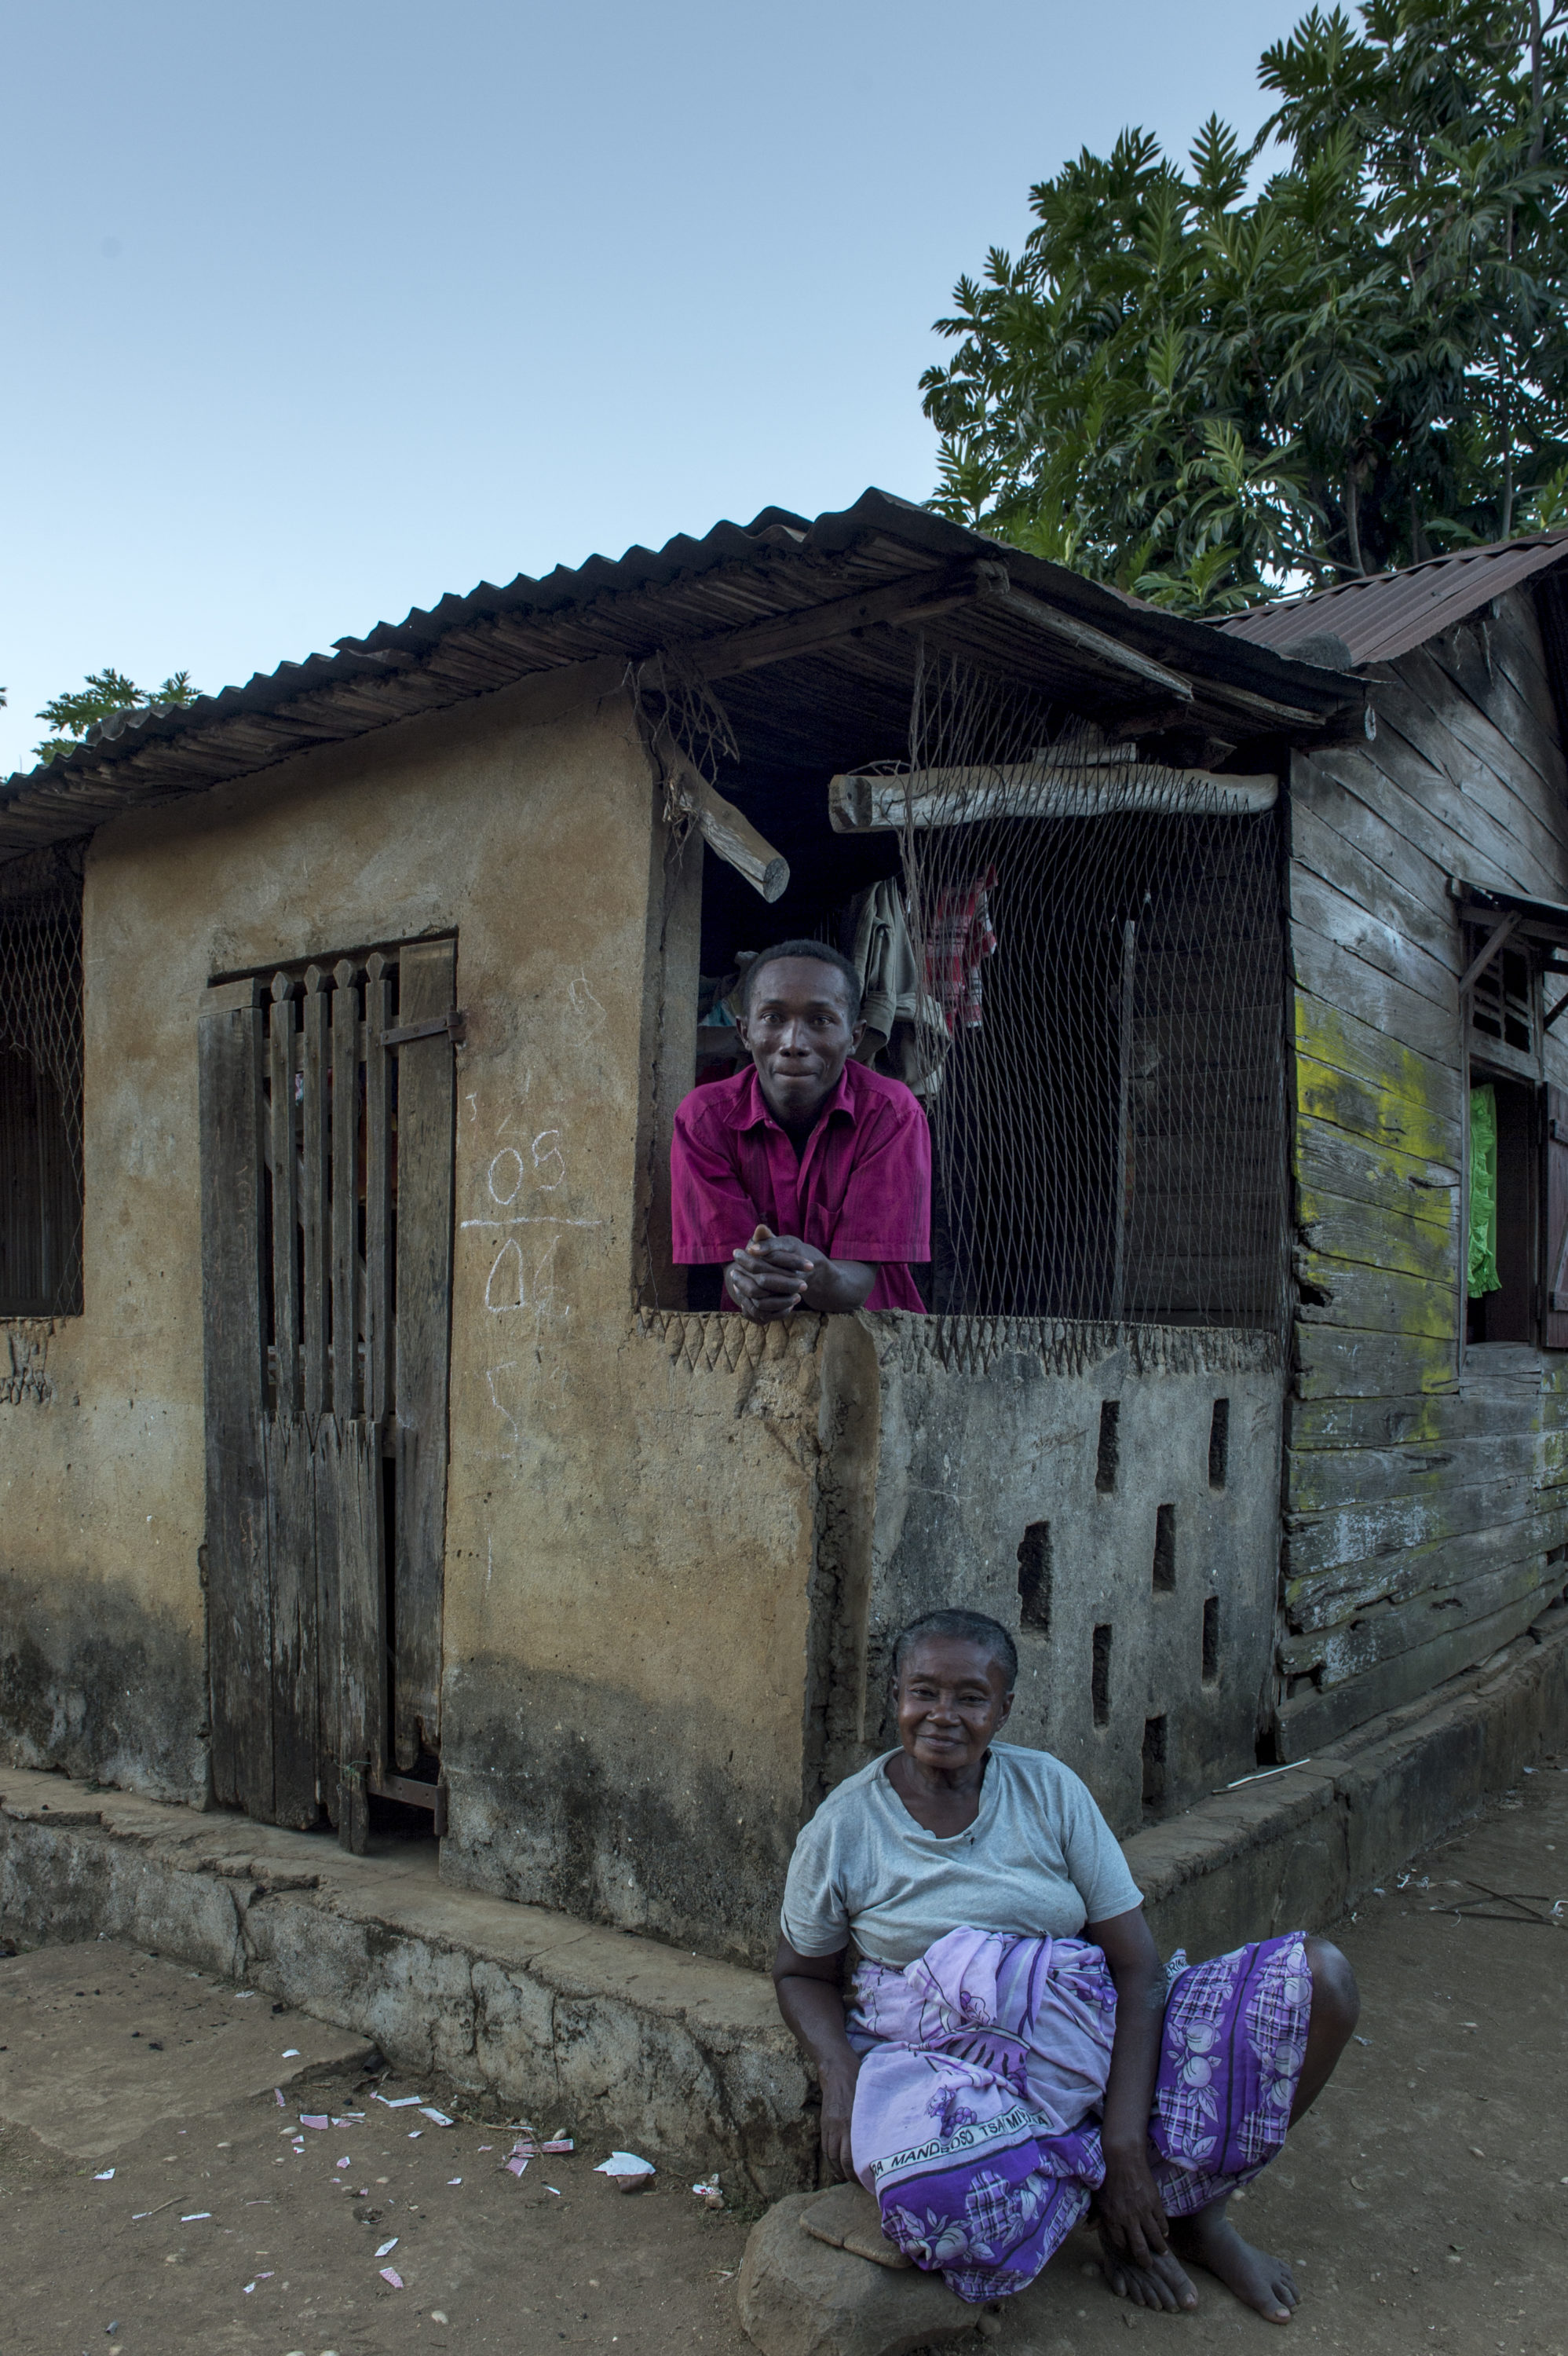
[{"xmin": 1295, "ymin": 1065, "xmax": 1458, "ymax": 1166}]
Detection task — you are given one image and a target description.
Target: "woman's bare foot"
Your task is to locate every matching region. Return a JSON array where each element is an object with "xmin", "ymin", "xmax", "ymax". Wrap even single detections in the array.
[
  {"xmin": 1095, "ymin": 2225, "xmax": 1200, "ymax": 2312},
  {"xmin": 1171, "ymin": 2205, "xmax": 1299, "ymax": 2324}
]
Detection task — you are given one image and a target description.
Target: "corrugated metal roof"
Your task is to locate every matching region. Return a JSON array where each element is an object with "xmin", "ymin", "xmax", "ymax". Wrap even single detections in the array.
[
  {"xmin": 0, "ymin": 488, "xmax": 1362, "ymax": 858},
  {"xmin": 1218, "ymin": 529, "xmax": 1568, "ymax": 666}
]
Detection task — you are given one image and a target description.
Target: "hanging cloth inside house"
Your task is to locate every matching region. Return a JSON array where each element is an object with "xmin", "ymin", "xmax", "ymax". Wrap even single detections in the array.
[
  {"xmin": 1468, "ymin": 1083, "xmax": 1500, "ymax": 1296},
  {"xmin": 847, "ymin": 878, "xmax": 947, "ymax": 1098},
  {"xmin": 923, "ymin": 865, "xmax": 999, "ymax": 1037}
]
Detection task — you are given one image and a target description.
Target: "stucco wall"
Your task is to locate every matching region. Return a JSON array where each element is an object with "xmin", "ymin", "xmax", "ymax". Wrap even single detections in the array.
[{"xmin": 0, "ymin": 670, "xmax": 829, "ymax": 1964}]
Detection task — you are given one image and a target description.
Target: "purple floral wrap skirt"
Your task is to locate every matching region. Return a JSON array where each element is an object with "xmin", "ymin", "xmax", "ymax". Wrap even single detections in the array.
[{"xmin": 846, "ymin": 1924, "xmax": 1311, "ymax": 2304}]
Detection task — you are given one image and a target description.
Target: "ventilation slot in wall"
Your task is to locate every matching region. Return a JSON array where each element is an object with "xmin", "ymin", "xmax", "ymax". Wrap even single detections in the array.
[
  {"xmin": 1017, "ymin": 1522, "xmax": 1053, "ymax": 1633},
  {"xmin": 1152, "ymin": 1502, "xmax": 1176, "ymax": 1593},
  {"xmin": 1095, "ymin": 1401, "xmax": 1120, "ymax": 1493},
  {"xmin": 1202, "ymin": 1593, "xmax": 1219, "ymax": 1685},
  {"xmin": 1091, "ymin": 1624, "xmax": 1113, "ymax": 1726},
  {"xmin": 1208, "ymin": 1397, "xmax": 1230, "ymax": 1490},
  {"xmin": 1142, "ymin": 1715, "xmax": 1168, "ymax": 1817}
]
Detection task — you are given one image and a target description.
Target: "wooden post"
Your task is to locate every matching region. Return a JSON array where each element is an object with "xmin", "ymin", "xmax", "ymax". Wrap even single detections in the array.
[
  {"xmin": 1112, "ymin": 918, "xmax": 1137, "ymax": 1322},
  {"xmin": 390, "ymin": 938, "xmax": 456, "ymax": 1770}
]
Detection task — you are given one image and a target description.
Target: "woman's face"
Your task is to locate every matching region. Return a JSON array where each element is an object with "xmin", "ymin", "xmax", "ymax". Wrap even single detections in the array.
[{"xmin": 895, "ymin": 1637, "xmax": 1013, "ymax": 1774}]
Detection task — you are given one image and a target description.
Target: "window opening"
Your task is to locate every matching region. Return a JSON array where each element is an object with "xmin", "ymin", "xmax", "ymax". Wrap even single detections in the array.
[
  {"xmin": 1017, "ymin": 1521, "xmax": 1053, "ymax": 1632},
  {"xmin": 1202, "ymin": 1593, "xmax": 1220, "ymax": 1684},
  {"xmin": 0, "ymin": 847, "xmax": 84, "ymax": 1316},
  {"xmin": 1091, "ymin": 1624, "xmax": 1113, "ymax": 1726},
  {"xmin": 1141, "ymin": 1714, "xmax": 1168, "ymax": 1816},
  {"xmin": 893, "ymin": 654, "xmax": 1289, "ymax": 1326},
  {"xmin": 1152, "ymin": 1502, "xmax": 1176, "ymax": 1593},
  {"xmin": 1470, "ymin": 944, "xmax": 1535, "ymax": 1058},
  {"xmin": 1095, "ymin": 1400, "xmax": 1120, "ymax": 1492},
  {"xmin": 1208, "ymin": 1397, "xmax": 1230, "ymax": 1488},
  {"xmin": 658, "ymin": 646, "xmax": 1288, "ymax": 1330},
  {"xmin": 1467, "ymin": 1076, "xmax": 1536, "ymax": 1344}
]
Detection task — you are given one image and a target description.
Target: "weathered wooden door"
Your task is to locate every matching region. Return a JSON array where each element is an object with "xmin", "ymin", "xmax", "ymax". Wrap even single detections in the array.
[{"xmin": 199, "ymin": 939, "xmax": 458, "ymax": 1849}]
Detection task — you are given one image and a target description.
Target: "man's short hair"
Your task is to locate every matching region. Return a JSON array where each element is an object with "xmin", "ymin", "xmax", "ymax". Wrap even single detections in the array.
[
  {"xmin": 891, "ymin": 1609, "xmax": 1018, "ymax": 1692},
  {"xmin": 742, "ymin": 939, "xmax": 863, "ymax": 1024}
]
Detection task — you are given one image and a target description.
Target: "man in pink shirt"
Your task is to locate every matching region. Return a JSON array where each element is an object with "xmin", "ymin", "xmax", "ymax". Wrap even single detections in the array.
[{"xmin": 671, "ymin": 940, "xmax": 931, "ymax": 1319}]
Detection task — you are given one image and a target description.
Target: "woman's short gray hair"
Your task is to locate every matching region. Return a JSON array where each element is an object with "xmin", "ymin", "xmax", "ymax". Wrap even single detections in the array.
[{"xmin": 891, "ymin": 1609, "xmax": 1018, "ymax": 1691}]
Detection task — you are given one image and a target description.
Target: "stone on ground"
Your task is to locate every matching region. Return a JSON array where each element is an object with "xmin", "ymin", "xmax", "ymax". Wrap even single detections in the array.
[{"xmin": 738, "ymin": 2190, "xmax": 977, "ymax": 2356}]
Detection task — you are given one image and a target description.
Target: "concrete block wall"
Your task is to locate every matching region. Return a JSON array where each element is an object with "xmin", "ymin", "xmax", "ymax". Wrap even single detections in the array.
[{"xmin": 814, "ymin": 1316, "xmax": 1286, "ymax": 1836}]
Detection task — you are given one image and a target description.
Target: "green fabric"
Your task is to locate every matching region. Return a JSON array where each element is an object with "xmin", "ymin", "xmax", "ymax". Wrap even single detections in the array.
[{"xmin": 1468, "ymin": 1084, "xmax": 1500, "ymax": 1297}]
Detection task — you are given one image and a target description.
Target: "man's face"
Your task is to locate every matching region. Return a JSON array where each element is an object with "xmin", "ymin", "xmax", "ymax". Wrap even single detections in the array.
[{"xmin": 736, "ymin": 956, "xmax": 864, "ymax": 1128}]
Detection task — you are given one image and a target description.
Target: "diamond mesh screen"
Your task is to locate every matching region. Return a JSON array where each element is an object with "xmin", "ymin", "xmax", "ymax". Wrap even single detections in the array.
[
  {"xmin": 887, "ymin": 652, "xmax": 1290, "ymax": 1330},
  {"xmin": 0, "ymin": 846, "xmax": 86, "ymax": 1315}
]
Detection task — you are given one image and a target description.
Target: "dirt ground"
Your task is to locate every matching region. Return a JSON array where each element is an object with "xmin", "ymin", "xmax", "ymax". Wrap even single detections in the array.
[{"xmin": 1, "ymin": 1759, "xmax": 1563, "ymax": 2356}]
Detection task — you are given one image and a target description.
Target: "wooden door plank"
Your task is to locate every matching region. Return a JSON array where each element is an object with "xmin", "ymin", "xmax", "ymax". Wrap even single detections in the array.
[
  {"xmin": 197, "ymin": 997, "xmax": 272, "ymax": 1817},
  {"xmin": 265, "ymin": 1413, "xmax": 319, "ymax": 1827},
  {"xmin": 334, "ymin": 1417, "xmax": 385, "ymax": 1853},
  {"xmin": 313, "ymin": 1412, "xmax": 343, "ymax": 1830},
  {"xmin": 391, "ymin": 937, "xmax": 456, "ymax": 1768},
  {"xmin": 364, "ymin": 952, "xmax": 393, "ymax": 1422},
  {"xmin": 268, "ymin": 977, "xmax": 301, "ymax": 1416},
  {"xmin": 331, "ymin": 960, "xmax": 360, "ymax": 1419},
  {"xmin": 302, "ymin": 968, "xmax": 331, "ymax": 1420}
]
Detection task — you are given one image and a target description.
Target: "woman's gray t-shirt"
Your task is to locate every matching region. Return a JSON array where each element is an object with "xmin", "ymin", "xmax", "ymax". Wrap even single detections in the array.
[{"xmin": 780, "ymin": 1741, "xmax": 1142, "ymax": 1969}]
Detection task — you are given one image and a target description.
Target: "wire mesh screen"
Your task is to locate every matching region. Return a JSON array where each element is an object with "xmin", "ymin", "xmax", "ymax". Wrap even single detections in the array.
[
  {"xmin": 0, "ymin": 846, "xmax": 86, "ymax": 1315},
  {"xmin": 883, "ymin": 653, "xmax": 1288, "ymax": 1331}
]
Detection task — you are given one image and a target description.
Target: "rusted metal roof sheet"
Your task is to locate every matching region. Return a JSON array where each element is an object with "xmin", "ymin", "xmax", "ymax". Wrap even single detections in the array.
[
  {"xmin": 1218, "ymin": 529, "xmax": 1568, "ymax": 667},
  {"xmin": 0, "ymin": 488, "xmax": 1361, "ymax": 858}
]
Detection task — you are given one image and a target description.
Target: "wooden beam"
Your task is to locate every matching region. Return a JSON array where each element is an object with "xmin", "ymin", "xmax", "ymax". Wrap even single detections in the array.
[
  {"xmin": 1459, "ymin": 912, "xmax": 1520, "ymax": 996},
  {"xmin": 829, "ymin": 761, "xmax": 1279, "ymax": 832},
  {"xmin": 1208, "ymin": 675, "xmax": 1375, "ymax": 738},
  {"xmin": 660, "ymin": 735, "xmax": 789, "ymax": 901},
  {"xmin": 969, "ymin": 563, "xmax": 1195, "ymax": 704},
  {"xmin": 647, "ymin": 564, "xmax": 981, "ymax": 687}
]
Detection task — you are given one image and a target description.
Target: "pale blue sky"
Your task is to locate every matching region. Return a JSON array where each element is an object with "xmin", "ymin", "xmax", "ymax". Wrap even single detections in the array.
[{"xmin": 2, "ymin": 0, "xmax": 1312, "ymax": 779}]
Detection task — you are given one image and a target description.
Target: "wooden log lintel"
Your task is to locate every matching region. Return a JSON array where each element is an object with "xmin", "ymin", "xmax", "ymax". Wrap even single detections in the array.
[{"xmin": 663, "ymin": 742, "xmax": 789, "ymax": 902}]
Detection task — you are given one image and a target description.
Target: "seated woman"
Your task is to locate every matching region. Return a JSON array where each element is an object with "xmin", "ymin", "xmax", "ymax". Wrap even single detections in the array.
[{"xmin": 773, "ymin": 1608, "xmax": 1359, "ymax": 2322}]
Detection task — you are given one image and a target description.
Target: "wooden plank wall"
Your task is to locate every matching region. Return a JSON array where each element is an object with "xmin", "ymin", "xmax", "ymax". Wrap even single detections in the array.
[{"xmin": 1282, "ymin": 582, "xmax": 1568, "ymax": 1752}]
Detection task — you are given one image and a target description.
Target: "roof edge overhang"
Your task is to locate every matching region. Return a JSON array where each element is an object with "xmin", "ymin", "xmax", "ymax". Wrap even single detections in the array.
[{"xmin": 0, "ymin": 488, "xmax": 1365, "ymax": 861}]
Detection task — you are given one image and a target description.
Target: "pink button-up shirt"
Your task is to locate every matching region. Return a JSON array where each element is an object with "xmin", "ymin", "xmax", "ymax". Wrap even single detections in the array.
[{"xmin": 671, "ymin": 1060, "xmax": 931, "ymax": 1312}]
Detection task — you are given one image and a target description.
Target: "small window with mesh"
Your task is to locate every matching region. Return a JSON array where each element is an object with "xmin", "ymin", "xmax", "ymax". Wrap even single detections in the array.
[
  {"xmin": 1, "ymin": 847, "xmax": 85, "ymax": 1316},
  {"xmin": 1469, "ymin": 940, "xmax": 1535, "ymax": 1057}
]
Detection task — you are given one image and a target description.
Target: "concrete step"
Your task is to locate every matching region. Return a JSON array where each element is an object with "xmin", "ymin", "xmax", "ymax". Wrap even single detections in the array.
[{"xmin": 0, "ymin": 1776, "xmax": 813, "ymax": 2195}]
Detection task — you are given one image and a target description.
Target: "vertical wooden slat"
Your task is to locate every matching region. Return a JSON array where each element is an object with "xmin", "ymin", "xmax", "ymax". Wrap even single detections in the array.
[
  {"xmin": 314, "ymin": 1410, "xmax": 343, "ymax": 1830},
  {"xmin": 334, "ymin": 1416, "xmax": 385, "ymax": 1853},
  {"xmin": 391, "ymin": 937, "xmax": 457, "ymax": 1768},
  {"xmin": 198, "ymin": 994, "xmax": 272, "ymax": 1817},
  {"xmin": 265, "ymin": 1413, "xmax": 320, "ymax": 1827},
  {"xmin": 269, "ymin": 975, "xmax": 301, "ymax": 1416},
  {"xmin": 331, "ymin": 960, "xmax": 360, "ymax": 1419},
  {"xmin": 364, "ymin": 951, "xmax": 393, "ymax": 1422},
  {"xmin": 302, "ymin": 968, "xmax": 331, "ymax": 1421}
]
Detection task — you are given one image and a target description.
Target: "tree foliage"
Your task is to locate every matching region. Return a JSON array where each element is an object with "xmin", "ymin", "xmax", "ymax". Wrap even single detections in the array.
[
  {"xmin": 922, "ymin": 2, "xmax": 1568, "ymax": 612},
  {"xmin": 35, "ymin": 668, "xmax": 199, "ymax": 765}
]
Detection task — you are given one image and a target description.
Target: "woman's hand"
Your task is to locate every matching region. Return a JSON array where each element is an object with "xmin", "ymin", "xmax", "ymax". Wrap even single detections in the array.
[
  {"xmin": 819, "ymin": 2052, "xmax": 862, "ymax": 2181},
  {"xmin": 1095, "ymin": 2141, "xmax": 1170, "ymax": 2266},
  {"xmin": 772, "ymin": 1937, "xmax": 864, "ymax": 2180}
]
